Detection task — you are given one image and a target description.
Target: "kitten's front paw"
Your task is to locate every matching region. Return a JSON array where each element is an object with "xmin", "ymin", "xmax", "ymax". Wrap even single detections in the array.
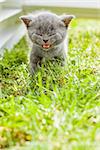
[{"xmin": 30, "ymin": 67, "xmax": 35, "ymax": 75}]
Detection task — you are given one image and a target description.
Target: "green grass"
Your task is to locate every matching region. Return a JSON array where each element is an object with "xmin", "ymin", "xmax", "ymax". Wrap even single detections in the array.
[{"xmin": 0, "ymin": 19, "xmax": 100, "ymax": 150}]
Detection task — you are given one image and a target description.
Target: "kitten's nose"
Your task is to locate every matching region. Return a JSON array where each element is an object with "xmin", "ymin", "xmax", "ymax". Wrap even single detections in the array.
[{"xmin": 43, "ymin": 40, "xmax": 48, "ymax": 43}]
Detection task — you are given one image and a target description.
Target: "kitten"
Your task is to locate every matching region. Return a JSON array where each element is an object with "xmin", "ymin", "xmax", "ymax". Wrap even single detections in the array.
[{"xmin": 20, "ymin": 11, "xmax": 75, "ymax": 74}]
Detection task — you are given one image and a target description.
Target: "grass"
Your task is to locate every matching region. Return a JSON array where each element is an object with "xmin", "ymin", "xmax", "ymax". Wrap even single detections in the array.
[{"xmin": 0, "ymin": 18, "xmax": 100, "ymax": 150}]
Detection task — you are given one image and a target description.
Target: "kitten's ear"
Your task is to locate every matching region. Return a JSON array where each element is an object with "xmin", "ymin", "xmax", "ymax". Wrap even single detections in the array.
[
  {"xmin": 60, "ymin": 15, "xmax": 75, "ymax": 27},
  {"xmin": 19, "ymin": 15, "xmax": 33, "ymax": 27}
]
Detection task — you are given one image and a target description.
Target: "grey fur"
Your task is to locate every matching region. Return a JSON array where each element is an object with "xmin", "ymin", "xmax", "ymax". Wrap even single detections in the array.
[{"xmin": 20, "ymin": 11, "xmax": 75, "ymax": 74}]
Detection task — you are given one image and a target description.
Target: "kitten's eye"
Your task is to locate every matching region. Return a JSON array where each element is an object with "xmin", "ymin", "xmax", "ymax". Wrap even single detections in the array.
[
  {"xmin": 51, "ymin": 26, "xmax": 54, "ymax": 31},
  {"xmin": 52, "ymin": 33, "xmax": 55, "ymax": 36},
  {"xmin": 49, "ymin": 33, "xmax": 55, "ymax": 36},
  {"xmin": 37, "ymin": 33, "xmax": 42, "ymax": 36}
]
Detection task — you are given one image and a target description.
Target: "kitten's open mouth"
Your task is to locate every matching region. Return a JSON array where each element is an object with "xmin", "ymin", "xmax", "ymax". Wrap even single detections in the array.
[{"xmin": 42, "ymin": 44, "xmax": 51, "ymax": 49}]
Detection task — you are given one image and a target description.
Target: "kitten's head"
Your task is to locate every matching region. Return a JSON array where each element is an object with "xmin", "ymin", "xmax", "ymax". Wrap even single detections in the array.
[{"xmin": 20, "ymin": 12, "xmax": 75, "ymax": 51}]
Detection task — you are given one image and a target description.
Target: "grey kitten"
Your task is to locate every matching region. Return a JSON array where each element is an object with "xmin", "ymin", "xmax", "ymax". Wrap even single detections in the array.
[{"xmin": 20, "ymin": 11, "xmax": 75, "ymax": 74}]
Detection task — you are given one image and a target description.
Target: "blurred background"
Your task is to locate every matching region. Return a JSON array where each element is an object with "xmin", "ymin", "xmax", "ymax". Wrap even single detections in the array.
[{"xmin": 0, "ymin": 0, "xmax": 100, "ymax": 54}]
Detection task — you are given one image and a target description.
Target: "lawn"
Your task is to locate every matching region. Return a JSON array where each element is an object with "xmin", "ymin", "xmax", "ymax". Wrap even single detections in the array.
[{"xmin": 0, "ymin": 18, "xmax": 100, "ymax": 150}]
